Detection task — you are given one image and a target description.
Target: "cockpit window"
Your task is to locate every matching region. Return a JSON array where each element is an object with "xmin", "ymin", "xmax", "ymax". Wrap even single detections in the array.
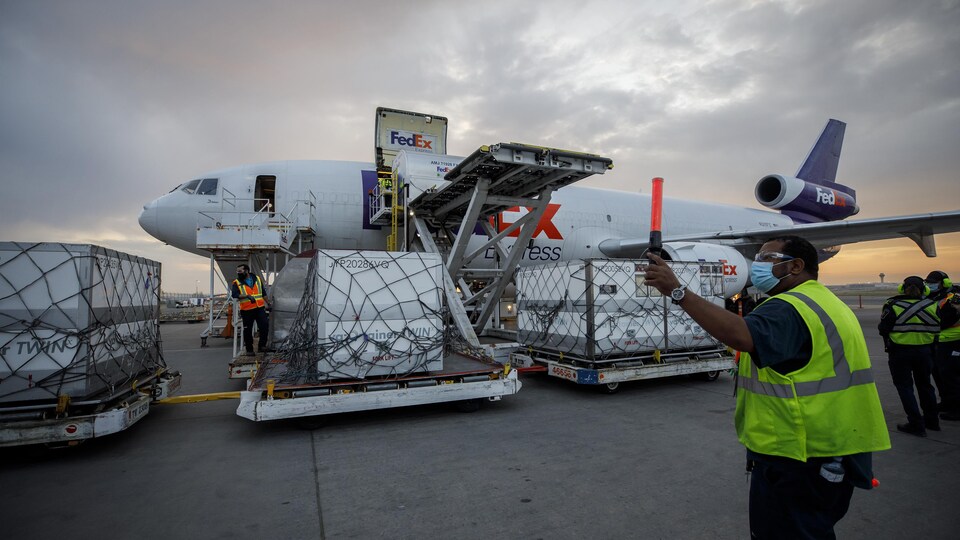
[
  {"xmin": 181, "ymin": 179, "xmax": 202, "ymax": 194},
  {"xmin": 197, "ymin": 178, "xmax": 218, "ymax": 195}
]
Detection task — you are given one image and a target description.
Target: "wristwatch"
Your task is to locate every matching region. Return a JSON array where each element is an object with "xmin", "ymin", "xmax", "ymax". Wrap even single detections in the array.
[{"xmin": 670, "ymin": 286, "xmax": 687, "ymax": 305}]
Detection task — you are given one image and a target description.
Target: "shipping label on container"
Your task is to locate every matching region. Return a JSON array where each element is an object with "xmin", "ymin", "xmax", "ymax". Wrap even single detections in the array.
[
  {"xmin": 319, "ymin": 318, "xmax": 443, "ymax": 377},
  {"xmin": 0, "ymin": 320, "xmax": 157, "ymax": 375},
  {"xmin": 324, "ymin": 319, "xmax": 442, "ymax": 350},
  {"xmin": 0, "ymin": 329, "xmax": 82, "ymax": 374}
]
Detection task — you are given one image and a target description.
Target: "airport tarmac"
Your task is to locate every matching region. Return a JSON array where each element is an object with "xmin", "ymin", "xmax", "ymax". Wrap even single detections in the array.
[{"xmin": 2, "ymin": 304, "xmax": 958, "ymax": 539}]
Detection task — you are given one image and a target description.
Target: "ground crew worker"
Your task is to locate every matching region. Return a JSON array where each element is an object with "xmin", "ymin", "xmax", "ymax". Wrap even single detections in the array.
[
  {"xmin": 926, "ymin": 271, "xmax": 960, "ymax": 420},
  {"xmin": 879, "ymin": 276, "xmax": 940, "ymax": 436},
  {"xmin": 379, "ymin": 172, "xmax": 393, "ymax": 209},
  {"xmin": 231, "ymin": 264, "xmax": 270, "ymax": 355},
  {"xmin": 643, "ymin": 235, "xmax": 890, "ymax": 539}
]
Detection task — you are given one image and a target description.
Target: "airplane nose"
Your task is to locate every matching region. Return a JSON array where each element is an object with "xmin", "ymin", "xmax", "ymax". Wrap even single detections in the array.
[{"xmin": 139, "ymin": 202, "xmax": 160, "ymax": 239}]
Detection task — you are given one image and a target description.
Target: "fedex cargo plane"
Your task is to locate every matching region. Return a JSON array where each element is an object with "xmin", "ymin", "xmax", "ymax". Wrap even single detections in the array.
[{"xmin": 138, "ymin": 116, "xmax": 960, "ymax": 296}]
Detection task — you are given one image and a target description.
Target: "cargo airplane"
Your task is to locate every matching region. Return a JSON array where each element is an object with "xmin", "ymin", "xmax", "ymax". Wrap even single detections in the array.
[{"xmin": 139, "ymin": 119, "xmax": 960, "ymax": 297}]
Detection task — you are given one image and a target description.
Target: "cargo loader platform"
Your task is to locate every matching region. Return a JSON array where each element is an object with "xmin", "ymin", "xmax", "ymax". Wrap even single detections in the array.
[
  {"xmin": 236, "ymin": 353, "xmax": 520, "ymax": 421},
  {"xmin": 512, "ymin": 347, "xmax": 734, "ymax": 393},
  {"xmin": 406, "ymin": 143, "xmax": 614, "ymax": 346},
  {"xmin": 0, "ymin": 369, "xmax": 181, "ymax": 447}
]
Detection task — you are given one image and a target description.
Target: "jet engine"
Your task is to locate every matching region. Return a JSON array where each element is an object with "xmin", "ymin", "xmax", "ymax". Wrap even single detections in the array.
[
  {"xmin": 660, "ymin": 242, "xmax": 749, "ymax": 298},
  {"xmin": 755, "ymin": 174, "xmax": 859, "ymax": 223}
]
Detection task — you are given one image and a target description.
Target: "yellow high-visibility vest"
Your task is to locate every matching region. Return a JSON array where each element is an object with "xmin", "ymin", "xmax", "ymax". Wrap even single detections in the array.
[{"xmin": 736, "ymin": 280, "xmax": 891, "ymax": 461}]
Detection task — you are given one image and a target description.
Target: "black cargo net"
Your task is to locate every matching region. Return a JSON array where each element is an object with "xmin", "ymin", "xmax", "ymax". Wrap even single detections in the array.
[
  {"xmin": 516, "ymin": 259, "xmax": 726, "ymax": 363},
  {"xmin": 0, "ymin": 242, "xmax": 164, "ymax": 404},
  {"xmin": 254, "ymin": 251, "xmax": 447, "ymax": 387}
]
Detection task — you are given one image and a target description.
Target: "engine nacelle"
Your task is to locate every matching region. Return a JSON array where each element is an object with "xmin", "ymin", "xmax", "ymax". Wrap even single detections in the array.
[
  {"xmin": 755, "ymin": 174, "xmax": 859, "ymax": 222},
  {"xmin": 660, "ymin": 242, "xmax": 749, "ymax": 298}
]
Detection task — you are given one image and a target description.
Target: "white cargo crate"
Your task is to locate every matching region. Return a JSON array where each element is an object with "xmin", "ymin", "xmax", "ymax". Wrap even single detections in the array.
[
  {"xmin": 516, "ymin": 258, "xmax": 725, "ymax": 360},
  {"xmin": 0, "ymin": 242, "xmax": 163, "ymax": 403},
  {"xmin": 268, "ymin": 250, "xmax": 445, "ymax": 381}
]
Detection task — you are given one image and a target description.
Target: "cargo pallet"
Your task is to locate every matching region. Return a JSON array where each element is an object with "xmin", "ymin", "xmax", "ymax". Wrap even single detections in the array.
[
  {"xmin": 236, "ymin": 353, "xmax": 520, "ymax": 421},
  {"xmin": 228, "ymin": 354, "xmax": 260, "ymax": 379},
  {"xmin": 512, "ymin": 347, "xmax": 734, "ymax": 393},
  {"xmin": 0, "ymin": 369, "xmax": 182, "ymax": 447}
]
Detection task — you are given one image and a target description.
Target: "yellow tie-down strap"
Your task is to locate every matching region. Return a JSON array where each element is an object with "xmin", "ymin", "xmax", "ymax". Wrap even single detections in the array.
[{"xmin": 155, "ymin": 392, "xmax": 241, "ymax": 404}]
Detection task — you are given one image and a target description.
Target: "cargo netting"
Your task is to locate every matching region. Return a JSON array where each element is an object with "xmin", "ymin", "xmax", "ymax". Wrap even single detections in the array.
[
  {"xmin": 255, "ymin": 250, "xmax": 448, "ymax": 386},
  {"xmin": 516, "ymin": 259, "xmax": 726, "ymax": 362},
  {"xmin": 0, "ymin": 242, "xmax": 164, "ymax": 404}
]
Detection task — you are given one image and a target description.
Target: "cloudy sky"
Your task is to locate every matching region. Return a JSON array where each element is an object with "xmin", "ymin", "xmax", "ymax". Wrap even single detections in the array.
[{"xmin": 1, "ymin": 0, "xmax": 958, "ymax": 292}]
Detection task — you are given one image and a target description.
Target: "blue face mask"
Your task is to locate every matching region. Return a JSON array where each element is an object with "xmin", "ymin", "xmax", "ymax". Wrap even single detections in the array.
[
  {"xmin": 927, "ymin": 283, "xmax": 940, "ymax": 293},
  {"xmin": 750, "ymin": 260, "xmax": 791, "ymax": 294}
]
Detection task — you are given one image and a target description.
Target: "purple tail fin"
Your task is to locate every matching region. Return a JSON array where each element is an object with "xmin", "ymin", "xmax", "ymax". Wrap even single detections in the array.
[{"xmin": 796, "ymin": 119, "xmax": 847, "ymax": 187}]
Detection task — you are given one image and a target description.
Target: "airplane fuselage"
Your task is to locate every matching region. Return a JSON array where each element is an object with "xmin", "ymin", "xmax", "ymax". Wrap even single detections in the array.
[{"xmin": 139, "ymin": 159, "xmax": 795, "ymax": 266}]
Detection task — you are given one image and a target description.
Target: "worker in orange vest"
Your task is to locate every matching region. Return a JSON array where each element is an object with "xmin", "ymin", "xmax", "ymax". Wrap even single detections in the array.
[{"xmin": 231, "ymin": 264, "xmax": 270, "ymax": 355}]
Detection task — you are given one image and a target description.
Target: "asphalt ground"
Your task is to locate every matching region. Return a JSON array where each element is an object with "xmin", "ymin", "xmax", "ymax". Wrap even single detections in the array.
[{"xmin": 2, "ymin": 303, "xmax": 958, "ymax": 539}]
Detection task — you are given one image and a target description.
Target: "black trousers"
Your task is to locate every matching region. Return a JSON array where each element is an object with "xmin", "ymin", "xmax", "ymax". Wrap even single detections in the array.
[
  {"xmin": 935, "ymin": 340, "xmax": 960, "ymax": 414},
  {"xmin": 239, "ymin": 307, "xmax": 269, "ymax": 352},
  {"xmin": 887, "ymin": 345, "xmax": 938, "ymax": 426},
  {"xmin": 749, "ymin": 458, "xmax": 854, "ymax": 539}
]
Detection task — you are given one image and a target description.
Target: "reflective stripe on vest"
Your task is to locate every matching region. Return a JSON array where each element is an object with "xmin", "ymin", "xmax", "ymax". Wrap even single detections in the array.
[
  {"xmin": 739, "ymin": 290, "xmax": 876, "ymax": 398},
  {"xmin": 735, "ymin": 280, "xmax": 891, "ymax": 461},
  {"xmin": 888, "ymin": 298, "xmax": 939, "ymax": 345},
  {"xmin": 234, "ymin": 276, "xmax": 265, "ymax": 311}
]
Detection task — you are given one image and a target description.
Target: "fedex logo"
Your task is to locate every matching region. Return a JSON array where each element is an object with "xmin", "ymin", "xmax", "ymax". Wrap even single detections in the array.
[
  {"xmin": 436, "ymin": 165, "xmax": 451, "ymax": 175},
  {"xmin": 389, "ymin": 130, "xmax": 435, "ymax": 151},
  {"xmin": 490, "ymin": 204, "xmax": 564, "ymax": 240},
  {"xmin": 815, "ymin": 187, "xmax": 847, "ymax": 207},
  {"xmin": 719, "ymin": 259, "xmax": 738, "ymax": 276}
]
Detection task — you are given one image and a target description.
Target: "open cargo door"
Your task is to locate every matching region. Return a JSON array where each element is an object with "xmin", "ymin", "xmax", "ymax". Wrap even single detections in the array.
[{"xmin": 375, "ymin": 107, "xmax": 448, "ymax": 170}]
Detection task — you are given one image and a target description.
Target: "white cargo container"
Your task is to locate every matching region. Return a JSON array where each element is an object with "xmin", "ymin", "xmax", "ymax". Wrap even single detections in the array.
[
  {"xmin": 0, "ymin": 242, "xmax": 180, "ymax": 446},
  {"xmin": 0, "ymin": 242, "xmax": 164, "ymax": 403},
  {"xmin": 392, "ymin": 150, "xmax": 465, "ymax": 202},
  {"xmin": 516, "ymin": 258, "xmax": 726, "ymax": 361},
  {"xmin": 279, "ymin": 250, "xmax": 444, "ymax": 380}
]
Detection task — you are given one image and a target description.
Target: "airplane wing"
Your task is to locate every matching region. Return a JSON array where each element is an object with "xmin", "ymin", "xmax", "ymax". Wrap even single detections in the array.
[{"xmin": 598, "ymin": 210, "xmax": 960, "ymax": 259}]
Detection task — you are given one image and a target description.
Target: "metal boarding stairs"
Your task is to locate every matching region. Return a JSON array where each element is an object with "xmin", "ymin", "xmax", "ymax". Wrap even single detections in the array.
[
  {"xmin": 404, "ymin": 142, "xmax": 613, "ymax": 347},
  {"xmin": 196, "ymin": 188, "xmax": 319, "ymax": 257},
  {"xmin": 194, "ymin": 188, "xmax": 319, "ymax": 346}
]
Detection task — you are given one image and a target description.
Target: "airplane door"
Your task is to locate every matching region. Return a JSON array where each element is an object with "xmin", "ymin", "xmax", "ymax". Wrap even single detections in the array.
[{"xmin": 255, "ymin": 175, "xmax": 276, "ymax": 216}]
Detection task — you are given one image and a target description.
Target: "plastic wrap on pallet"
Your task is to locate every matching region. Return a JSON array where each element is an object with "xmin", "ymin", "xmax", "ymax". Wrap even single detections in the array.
[
  {"xmin": 0, "ymin": 242, "xmax": 163, "ymax": 403},
  {"xmin": 268, "ymin": 254, "xmax": 312, "ymax": 345},
  {"xmin": 516, "ymin": 259, "xmax": 725, "ymax": 360},
  {"xmin": 256, "ymin": 250, "xmax": 444, "ymax": 385}
]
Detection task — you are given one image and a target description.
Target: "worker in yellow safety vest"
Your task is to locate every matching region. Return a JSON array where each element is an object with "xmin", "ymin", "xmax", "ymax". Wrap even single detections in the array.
[
  {"xmin": 643, "ymin": 235, "xmax": 890, "ymax": 539},
  {"xmin": 231, "ymin": 264, "xmax": 270, "ymax": 355},
  {"xmin": 925, "ymin": 270, "xmax": 960, "ymax": 421},
  {"xmin": 378, "ymin": 173, "xmax": 393, "ymax": 210},
  {"xmin": 879, "ymin": 275, "xmax": 940, "ymax": 436}
]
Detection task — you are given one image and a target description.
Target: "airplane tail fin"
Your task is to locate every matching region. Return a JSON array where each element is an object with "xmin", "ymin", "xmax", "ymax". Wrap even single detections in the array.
[
  {"xmin": 754, "ymin": 118, "xmax": 858, "ymax": 224},
  {"xmin": 796, "ymin": 119, "xmax": 846, "ymax": 186}
]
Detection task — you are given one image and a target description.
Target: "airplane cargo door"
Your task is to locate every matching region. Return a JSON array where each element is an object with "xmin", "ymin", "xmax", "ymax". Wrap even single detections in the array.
[{"xmin": 255, "ymin": 175, "xmax": 276, "ymax": 216}]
